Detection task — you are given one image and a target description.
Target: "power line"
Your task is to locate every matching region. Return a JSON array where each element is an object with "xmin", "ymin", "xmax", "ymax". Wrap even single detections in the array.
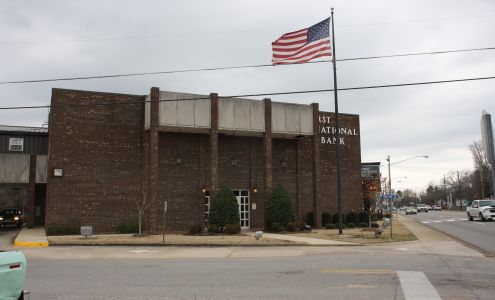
[
  {"xmin": 1, "ymin": 74, "xmax": 494, "ymax": 110},
  {"xmin": 1, "ymin": 46, "xmax": 494, "ymax": 85},
  {"xmin": 2, "ymin": 14, "xmax": 494, "ymax": 45}
]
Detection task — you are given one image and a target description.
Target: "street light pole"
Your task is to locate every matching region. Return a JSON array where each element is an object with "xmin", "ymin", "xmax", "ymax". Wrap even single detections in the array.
[{"xmin": 387, "ymin": 155, "xmax": 392, "ymax": 238}]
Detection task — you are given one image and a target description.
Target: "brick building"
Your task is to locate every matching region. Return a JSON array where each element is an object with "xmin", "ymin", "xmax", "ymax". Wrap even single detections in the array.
[{"xmin": 46, "ymin": 88, "xmax": 362, "ymax": 233}]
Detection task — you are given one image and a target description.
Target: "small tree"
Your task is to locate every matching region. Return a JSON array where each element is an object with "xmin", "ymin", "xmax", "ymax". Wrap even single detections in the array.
[
  {"xmin": 135, "ymin": 189, "xmax": 157, "ymax": 235},
  {"xmin": 266, "ymin": 185, "xmax": 295, "ymax": 230},
  {"xmin": 208, "ymin": 187, "xmax": 240, "ymax": 229}
]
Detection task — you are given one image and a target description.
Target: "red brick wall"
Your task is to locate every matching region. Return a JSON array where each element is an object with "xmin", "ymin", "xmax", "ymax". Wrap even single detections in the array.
[{"xmin": 46, "ymin": 89, "xmax": 146, "ymax": 233}]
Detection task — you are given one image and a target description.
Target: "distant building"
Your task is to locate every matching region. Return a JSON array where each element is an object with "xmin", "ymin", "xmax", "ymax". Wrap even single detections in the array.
[
  {"xmin": 0, "ymin": 125, "xmax": 48, "ymax": 227},
  {"xmin": 44, "ymin": 88, "xmax": 363, "ymax": 232}
]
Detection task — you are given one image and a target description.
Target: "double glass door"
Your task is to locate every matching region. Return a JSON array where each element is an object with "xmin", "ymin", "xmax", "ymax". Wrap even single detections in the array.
[{"xmin": 233, "ymin": 190, "xmax": 250, "ymax": 229}]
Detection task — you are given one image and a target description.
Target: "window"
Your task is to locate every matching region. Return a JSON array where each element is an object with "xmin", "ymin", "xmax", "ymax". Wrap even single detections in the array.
[{"xmin": 9, "ymin": 138, "xmax": 24, "ymax": 152}]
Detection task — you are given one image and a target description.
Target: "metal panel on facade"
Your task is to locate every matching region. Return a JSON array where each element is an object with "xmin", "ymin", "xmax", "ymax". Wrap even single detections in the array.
[
  {"xmin": 0, "ymin": 154, "xmax": 30, "ymax": 183},
  {"xmin": 159, "ymin": 92, "xmax": 210, "ymax": 128},
  {"xmin": 219, "ymin": 98, "xmax": 264, "ymax": 133},
  {"xmin": 0, "ymin": 132, "xmax": 48, "ymax": 154},
  {"xmin": 272, "ymin": 102, "xmax": 313, "ymax": 135},
  {"xmin": 36, "ymin": 155, "xmax": 48, "ymax": 183}
]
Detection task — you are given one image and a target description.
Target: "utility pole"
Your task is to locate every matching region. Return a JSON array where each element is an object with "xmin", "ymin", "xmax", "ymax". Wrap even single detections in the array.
[
  {"xmin": 443, "ymin": 174, "xmax": 447, "ymax": 210},
  {"xmin": 457, "ymin": 171, "xmax": 462, "ymax": 210},
  {"xmin": 387, "ymin": 155, "xmax": 392, "ymax": 239}
]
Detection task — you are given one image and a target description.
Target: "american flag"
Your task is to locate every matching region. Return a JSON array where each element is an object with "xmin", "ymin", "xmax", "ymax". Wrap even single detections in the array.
[{"xmin": 272, "ymin": 18, "xmax": 331, "ymax": 65}]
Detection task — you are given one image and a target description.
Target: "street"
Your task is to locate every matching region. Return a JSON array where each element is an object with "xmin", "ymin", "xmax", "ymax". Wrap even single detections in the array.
[{"xmin": 404, "ymin": 210, "xmax": 495, "ymax": 256}]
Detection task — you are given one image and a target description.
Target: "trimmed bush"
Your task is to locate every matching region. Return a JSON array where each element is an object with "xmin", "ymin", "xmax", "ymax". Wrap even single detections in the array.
[
  {"xmin": 188, "ymin": 224, "xmax": 203, "ymax": 235},
  {"xmin": 358, "ymin": 210, "xmax": 369, "ymax": 223},
  {"xmin": 332, "ymin": 213, "xmax": 346, "ymax": 225},
  {"xmin": 384, "ymin": 213, "xmax": 391, "ymax": 219},
  {"xmin": 347, "ymin": 223, "xmax": 356, "ymax": 228},
  {"xmin": 306, "ymin": 212, "xmax": 314, "ymax": 227},
  {"xmin": 377, "ymin": 212, "xmax": 384, "ymax": 220},
  {"xmin": 46, "ymin": 226, "xmax": 80, "ymax": 236},
  {"xmin": 207, "ymin": 224, "xmax": 218, "ymax": 234},
  {"xmin": 209, "ymin": 187, "xmax": 240, "ymax": 228},
  {"xmin": 357, "ymin": 222, "xmax": 368, "ymax": 228},
  {"xmin": 225, "ymin": 223, "xmax": 241, "ymax": 234},
  {"xmin": 266, "ymin": 185, "xmax": 295, "ymax": 229},
  {"xmin": 346, "ymin": 211, "xmax": 358, "ymax": 224},
  {"xmin": 325, "ymin": 223, "xmax": 337, "ymax": 229},
  {"xmin": 286, "ymin": 222, "xmax": 297, "ymax": 232},
  {"xmin": 322, "ymin": 212, "xmax": 332, "ymax": 227},
  {"xmin": 117, "ymin": 224, "xmax": 139, "ymax": 234},
  {"xmin": 270, "ymin": 222, "xmax": 283, "ymax": 232},
  {"xmin": 371, "ymin": 222, "xmax": 379, "ymax": 228}
]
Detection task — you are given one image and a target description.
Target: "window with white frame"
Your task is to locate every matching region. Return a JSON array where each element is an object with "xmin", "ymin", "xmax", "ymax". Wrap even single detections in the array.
[{"xmin": 9, "ymin": 138, "xmax": 24, "ymax": 152}]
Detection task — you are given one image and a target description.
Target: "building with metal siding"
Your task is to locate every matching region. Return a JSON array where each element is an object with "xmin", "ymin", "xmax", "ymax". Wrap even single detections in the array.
[{"xmin": 0, "ymin": 126, "xmax": 48, "ymax": 226}]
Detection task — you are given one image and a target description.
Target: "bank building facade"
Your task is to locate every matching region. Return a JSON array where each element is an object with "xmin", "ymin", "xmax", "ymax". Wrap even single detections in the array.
[{"xmin": 45, "ymin": 88, "xmax": 363, "ymax": 232}]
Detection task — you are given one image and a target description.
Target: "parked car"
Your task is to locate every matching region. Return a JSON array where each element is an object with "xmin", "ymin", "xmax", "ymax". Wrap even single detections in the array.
[
  {"xmin": 405, "ymin": 207, "xmax": 417, "ymax": 215},
  {"xmin": 426, "ymin": 205, "xmax": 432, "ymax": 211},
  {"xmin": 467, "ymin": 199, "xmax": 495, "ymax": 221},
  {"xmin": 433, "ymin": 205, "xmax": 442, "ymax": 211},
  {"xmin": 417, "ymin": 205, "xmax": 429, "ymax": 212},
  {"xmin": 0, "ymin": 250, "xmax": 29, "ymax": 299},
  {"xmin": 0, "ymin": 209, "xmax": 25, "ymax": 228}
]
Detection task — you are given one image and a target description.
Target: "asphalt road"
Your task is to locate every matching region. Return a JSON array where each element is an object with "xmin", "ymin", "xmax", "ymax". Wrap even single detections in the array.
[
  {"xmin": 404, "ymin": 210, "xmax": 495, "ymax": 256},
  {"xmin": 21, "ymin": 246, "xmax": 495, "ymax": 300},
  {"xmin": 0, "ymin": 226, "xmax": 20, "ymax": 250}
]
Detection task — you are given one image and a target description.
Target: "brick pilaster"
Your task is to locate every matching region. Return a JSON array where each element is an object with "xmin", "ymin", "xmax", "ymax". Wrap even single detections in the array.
[
  {"xmin": 209, "ymin": 93, "xmax": 219, "ymax": 201},
  {"xmin": 262, "ymin": 98, "xmax": 273, "ymax": 229},
  {"xmin": 311, "ymin": 103, "xmax": 321, "ymax": 227},
  {"xmin": 27, "ymin": 155, "xmax": 36, "ymax": 228},
  {"xmin": 148, "ymin": 87, "xmax": 160, "ymax": 232}
]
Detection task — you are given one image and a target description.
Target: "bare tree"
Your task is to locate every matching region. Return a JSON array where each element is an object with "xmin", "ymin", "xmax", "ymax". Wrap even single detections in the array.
[
  {"xmin": 135, "ymin": 189, "xmax": 157, "ymax": 235},
  {"xmin": 470, "ymin": 140, "xmax": 492, "ymax": 198}
]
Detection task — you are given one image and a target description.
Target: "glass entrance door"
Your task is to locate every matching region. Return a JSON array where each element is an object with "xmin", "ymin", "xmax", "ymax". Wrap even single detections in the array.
[{"xmin": 233, "ymin": 190, "xmax": 250, "ymax": 229}]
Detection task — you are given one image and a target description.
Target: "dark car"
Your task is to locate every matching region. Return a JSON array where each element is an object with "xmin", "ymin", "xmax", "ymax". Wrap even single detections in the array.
[{"xmin": 0, "ymin": 209, "xmax": 25, "ymax": 228}]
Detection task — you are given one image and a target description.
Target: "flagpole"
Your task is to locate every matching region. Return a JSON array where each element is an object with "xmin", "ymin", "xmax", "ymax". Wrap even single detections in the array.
[{"xmin": 331, "ymin": 8, "xmax": 343, "ymax": 235}]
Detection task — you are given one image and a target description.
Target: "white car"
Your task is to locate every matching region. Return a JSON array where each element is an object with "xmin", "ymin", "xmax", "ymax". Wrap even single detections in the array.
[
  {"xmin": 417, "ymin": 205, "xmax": 429, "ymax": 212},
  {"xmin": 433, "ymin": 205, "xmax": 442, "ymax": 211},
  {"xmin": 467, "ymin": 199, "xmax": 495, "ymax": 221}
]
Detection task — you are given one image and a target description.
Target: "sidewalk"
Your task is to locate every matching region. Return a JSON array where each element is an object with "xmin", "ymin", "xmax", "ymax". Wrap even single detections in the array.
[
  {"xmin": 397, "ymin": 214, "xmax": 482, "ymax": 257},
  {"xmin": 14, "ymin": 227, "xmax": 48, "ymax": 247},
  {"xmin": 244, "ymin": 232, "xmax": 356, "ymax": 246}
]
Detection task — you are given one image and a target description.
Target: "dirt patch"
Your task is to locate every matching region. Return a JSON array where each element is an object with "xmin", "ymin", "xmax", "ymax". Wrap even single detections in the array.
[
  {"xmin": 290, "ymin": 218, "xmax": 417, "ymax": 244},
  {"xmin": 48, "ymin": 233, "xmax": 296, "ymax": 246}
]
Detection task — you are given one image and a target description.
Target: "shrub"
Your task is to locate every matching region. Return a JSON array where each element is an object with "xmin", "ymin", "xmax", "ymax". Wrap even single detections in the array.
[
  {"xmin": 208, "ymin": 187, "xmax": 240, "ymax": 228},
  {"xmin": 270, "ymin": 222, "xmax": 283, "ymax": 232},
  {"xmin": 322, "ymin": 212, "xmax": 332, "ymax": 227},
  {"xmin": 346, "ymin": 211, "xmax": 358, "ymax": 224},
  {"xmin": 371, "ymin": 212, "xmax": 378, "ymax": 221},
  {"xmin": 46, "ymin": 226, "xmax": 80, "ymax": 236},
  {"xmin": 332, "ymin": 213, "xmax": 346, "ymax": 225},
  {"xmin": 117, "ymin": 224, "xmax": 139, "ymax": 234},
  {"xmin": 357, "ymin": 222, "xmax": 368, "ymax": 228},
  {"xmin": 207, "ymin": 224, "xmax": 218, "ymax": 234},
  {"xmin": 371, "ymin": 222, "xmax": 379, "ymax": 228},
  {"xmin": 347, "ymin": 223, "xmax": 356, "ymax": 228},
  {"xmin": 358, "ymin": 210, "xmax": 369, "ymax": 223},
  {"xmin": 265, "ymin": 185, "xmax": 295, "ymax": 229},
  {"xmin": 188, "ymin": 224, "xmax": 203, "ymax": 235},
  {"xmin": 305, "ymin": 212, "xmax": 314, "ymax": 227},
  {"xmin": 225, "ymin": 223, "xmax": 241, "ymax": 234},
  {"xmin": 384, "ymin": 213, "xmax": 391, "ymax": 219},
  {"xmin": 286, "ymin": 222, "xmax": 297, "ymax": 232},
  {"xmin": 325, "ymin": 223, "xmax": 337, "ymax": 229},
  {"xmin": 377, "ymin": 212, "xmax": 384, "ymax": 220}
]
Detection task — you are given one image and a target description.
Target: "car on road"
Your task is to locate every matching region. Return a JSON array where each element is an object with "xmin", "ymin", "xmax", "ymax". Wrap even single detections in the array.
[
  {"xmin": 433, "ymin": 205, "xmax": 442, "ymax": 211},
  {"xmin": 417, "ymin": 205, "xmax": 429, "ymax": 212},
  {"xmin": 405, "ymin": 207, "xmax": 417, "ymax": 215},
  {"xmin": 467, "ymin": 199, "xmax": 495, "ymax": 221},
  {"xmin": 0, "ymin": 209, "xmax": 25, "ymax": 228},
  {"xmin": 0, "ymin": 250, "xmax": 28, "ymax": 299}
]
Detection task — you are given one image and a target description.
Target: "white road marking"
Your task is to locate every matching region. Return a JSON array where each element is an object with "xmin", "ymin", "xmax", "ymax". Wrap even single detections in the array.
[
  {"xmin": 129, "ymin": 250, "xmax": 159, "ymax": 253},
  {"xmin": 397, "ymin": 271, "xmax": 441, "ymax": 300},
  {"xmin": 393, "ymin": 248, "xmax": 409, "ymax": 251},
  {"xmin": 433, "ymin": 221, "xmax": 442, "ymax": 223},
  {"xmin": 421, "ymin": 221, "xmax": 430, "ymax": 224}
]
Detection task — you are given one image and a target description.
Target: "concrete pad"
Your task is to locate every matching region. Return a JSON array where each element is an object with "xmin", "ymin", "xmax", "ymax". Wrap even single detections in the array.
[
  {"xmin": 246, "ymin": 232, "xmax": 355, "ymax": 245},
  {"xmin": 14, "ymin": 227, "xmax": 48, "ymax": 247}
]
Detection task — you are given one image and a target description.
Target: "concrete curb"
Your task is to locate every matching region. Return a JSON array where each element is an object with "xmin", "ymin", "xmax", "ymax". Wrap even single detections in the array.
[
  {"xmin": 14, "ymin": 227, "xmax": 49, "ymax": 248},
  {"xmin": 47, "ymin": 242, "xmax": 364, "ymax": 247}
]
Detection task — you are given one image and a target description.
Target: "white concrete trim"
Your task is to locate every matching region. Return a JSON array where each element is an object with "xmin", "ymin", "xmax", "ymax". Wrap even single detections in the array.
[{"xmin": 397, "ymin": 271, "xmax": 441, "ymax": 300}]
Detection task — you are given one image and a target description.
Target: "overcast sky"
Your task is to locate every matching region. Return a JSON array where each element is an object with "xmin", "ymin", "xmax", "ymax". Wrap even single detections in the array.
[{"xmin": 1, "ymin": 0, "xmax": 494, "ymax": 193}]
